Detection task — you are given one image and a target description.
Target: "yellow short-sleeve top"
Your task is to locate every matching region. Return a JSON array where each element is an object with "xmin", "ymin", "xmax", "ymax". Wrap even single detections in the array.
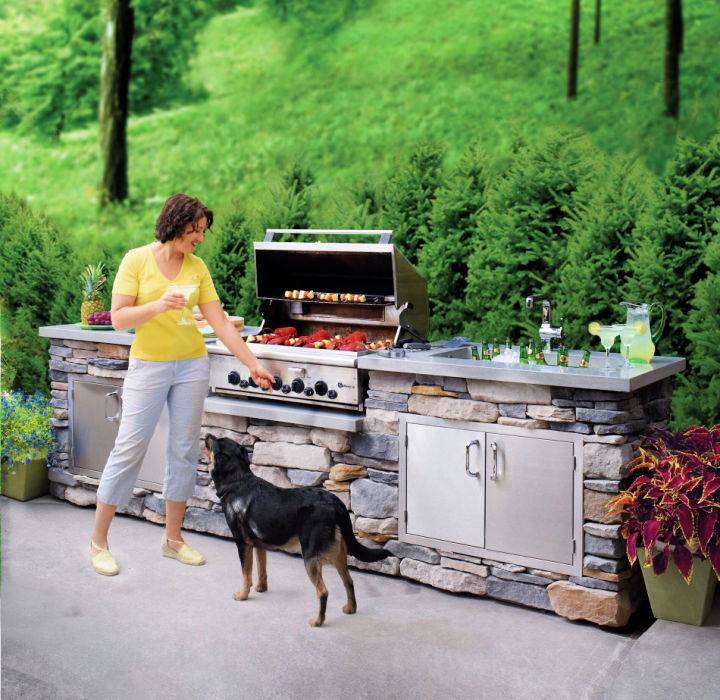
[{"xmin": 112, "ymin": 244, "xmax": 219, "ymax": 361}]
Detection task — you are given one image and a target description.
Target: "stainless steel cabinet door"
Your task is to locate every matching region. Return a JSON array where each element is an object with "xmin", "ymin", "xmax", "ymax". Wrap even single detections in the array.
[
  {"xmin": 485, "ymin": 433, "xmax": 574, "ymax": 565},
  {"xmin": 71, "ymin": 378, "xmax": 167, "ymax": 489},
  {"xmin": 405, "ymin": 422, "xmax": 485, "ymax": 548}
]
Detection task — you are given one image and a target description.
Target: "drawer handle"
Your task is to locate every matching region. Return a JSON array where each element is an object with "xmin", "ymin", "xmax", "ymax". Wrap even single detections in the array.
[
  {"xmin": 104, "ymin": 390, "xmax": 122, "ymax": 422},
  {"xmin": 465, "ymin": 439, "xmax": 481, "ymax": 479},
  {"xmin": 490, "ymin": 441, "xmax": 498, "ymax": 481}
]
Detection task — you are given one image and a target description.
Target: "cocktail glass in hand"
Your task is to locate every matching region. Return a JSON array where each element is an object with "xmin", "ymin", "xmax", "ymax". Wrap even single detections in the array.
[{"xmin": 166, "ymin": 284, "xmax": 198, "ymax": 326}]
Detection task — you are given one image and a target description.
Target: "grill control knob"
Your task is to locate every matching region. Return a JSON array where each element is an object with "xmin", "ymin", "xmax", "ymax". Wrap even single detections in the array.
[
  {"xmin": 314, "ymin": 381, "xmax": 328, "ymax": 396},
  {"xmin": 304, "ymin": 387, "xmax": 315, "ymax": 397},
  {"xmin": 281, "ymin": 384, "xmax": 291, "ymax": 394},
  {"xmin": 327, "ymin": 389, "xmax": 338, "ymax": 400},
  {"xmin": 291, "ymin": 378, "xmax": 305, "ymax": 393},
  {"xmin": 248, "ymin": 377, "xmax": 257, "ymax": 388},
  {"xmin": 227, "ymin": 371, "xmax": 241, "ymax": 385},
  {"xmin": 272, "ymin": 375, "xmax": 283, "ymax": 391},
  {"xmin": 239, "ymin": 379, "xmax": 249, "ymax": 389}
]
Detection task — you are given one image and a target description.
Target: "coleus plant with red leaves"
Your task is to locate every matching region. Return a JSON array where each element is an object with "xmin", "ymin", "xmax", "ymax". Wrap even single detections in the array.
[{"xmin": 607, "ymin": 425, "xmax": 720, "ymax": 583}]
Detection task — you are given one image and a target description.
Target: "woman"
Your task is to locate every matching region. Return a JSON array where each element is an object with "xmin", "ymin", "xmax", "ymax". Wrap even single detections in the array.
[{"xmin": 89, "ymin": 193, "xmax": 274, "ymax": 576}]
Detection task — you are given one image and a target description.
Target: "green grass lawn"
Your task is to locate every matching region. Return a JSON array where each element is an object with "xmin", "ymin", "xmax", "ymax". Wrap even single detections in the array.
[{"xmin": 1, "ymin": 0, "xmax": 719, "ymax": 258}]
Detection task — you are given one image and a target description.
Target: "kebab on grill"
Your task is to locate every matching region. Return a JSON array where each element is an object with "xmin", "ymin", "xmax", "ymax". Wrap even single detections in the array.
[
  {"xmin": 245, "ymin": 327, "xmax": 392, "ymax": 351},
  {"xmin": 284, "ymin": 290, "xmax": 367, "ymax": 303}
]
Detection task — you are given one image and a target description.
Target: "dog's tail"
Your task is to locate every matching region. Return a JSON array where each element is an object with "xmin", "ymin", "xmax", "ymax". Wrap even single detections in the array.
[{"xmin": 337, "ymin": 505, "xmax": 391, "ymax": 562}]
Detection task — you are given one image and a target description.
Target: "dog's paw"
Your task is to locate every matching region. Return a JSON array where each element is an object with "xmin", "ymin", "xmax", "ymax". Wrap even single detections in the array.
[
  {"xmin": 308, "ymin": 616, "xmax": 325, "ymax": 627},
  {"xmin": 254, "ymin": 582, "xmax": 268, "ymax": 593},
  {"xmin": 342, "ymin": 603, "xmax": 357, "ymax": 615},
  {"xmin": 233, "ymin": 590, "xmax": 250, "ymax": 601}
]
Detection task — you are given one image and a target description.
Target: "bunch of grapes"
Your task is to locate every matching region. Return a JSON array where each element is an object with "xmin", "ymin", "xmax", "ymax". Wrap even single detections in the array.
[{"xmin": 88, "ymin": 311, "xmax": 112, "ymax": 326}]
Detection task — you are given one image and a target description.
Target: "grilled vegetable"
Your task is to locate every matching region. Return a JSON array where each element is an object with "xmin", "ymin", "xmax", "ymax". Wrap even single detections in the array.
[{"xmin": 273, "ymin": 326, "xmax": 297, "ymax": 337}]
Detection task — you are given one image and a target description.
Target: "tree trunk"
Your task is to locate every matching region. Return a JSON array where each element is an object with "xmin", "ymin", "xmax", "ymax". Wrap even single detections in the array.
[
  {"xmin": 664, "ymin": 0, "xmax": 682, "ymax": 118},
  {"xmin": 567, "ymin": 0, "xmax": 580, "ymax": 99},
  {"xmin": 99, "ymin": 0, "xmax": 133, "ymax": 206},
  {"xmin": 594, "ymin": 0, "xmax": 601, "ymax": 44}
]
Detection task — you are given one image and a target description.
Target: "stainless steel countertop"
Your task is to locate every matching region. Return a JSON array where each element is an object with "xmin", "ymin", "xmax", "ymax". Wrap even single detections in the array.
[{"xmin": 39, "ymin": 325, "xmax": 685, "ymax": 392}]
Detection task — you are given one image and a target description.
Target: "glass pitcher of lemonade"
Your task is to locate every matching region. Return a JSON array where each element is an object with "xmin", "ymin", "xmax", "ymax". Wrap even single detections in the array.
[{"xmin": 620, "ymin": 301, "xmax": 665, "ymax": 363}]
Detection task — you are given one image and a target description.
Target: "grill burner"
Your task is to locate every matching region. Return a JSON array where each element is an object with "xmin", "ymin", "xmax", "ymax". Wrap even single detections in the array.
[{"xmin": 209, "ymin": 229, "xmax": 429, "ymax": 410}]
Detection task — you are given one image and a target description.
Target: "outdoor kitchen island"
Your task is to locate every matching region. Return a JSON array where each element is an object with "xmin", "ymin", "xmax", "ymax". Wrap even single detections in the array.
[{"xmin": 39, "ymin": 323, "xmax": 686, "ymax": 628}]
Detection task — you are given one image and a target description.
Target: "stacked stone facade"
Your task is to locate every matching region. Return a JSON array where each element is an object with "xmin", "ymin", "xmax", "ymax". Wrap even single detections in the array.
[{"xmin": 45, "ymin": 338, "xmax": 673, "ymax": 628}]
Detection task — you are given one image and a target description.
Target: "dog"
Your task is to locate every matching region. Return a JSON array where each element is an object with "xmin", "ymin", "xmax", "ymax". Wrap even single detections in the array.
[{"xmin": 204, "ymin": 434, "xmax": 390, "ymax": 627}]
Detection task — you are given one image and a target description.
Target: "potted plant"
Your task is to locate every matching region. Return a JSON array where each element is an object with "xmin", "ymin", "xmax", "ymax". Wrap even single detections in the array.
[
  {"xmin": 1, "ymin": 391, "xmax": 57, "ymax": 501},
  {"xmin": 607, "ymin": 425, "xmax": 720, "ymax": 625}
]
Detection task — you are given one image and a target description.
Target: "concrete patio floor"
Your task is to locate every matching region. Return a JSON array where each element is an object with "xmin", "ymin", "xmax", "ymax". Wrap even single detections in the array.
[{"xmin": 2, "ymin": 495, "xmax": 719, "ymax": 700}]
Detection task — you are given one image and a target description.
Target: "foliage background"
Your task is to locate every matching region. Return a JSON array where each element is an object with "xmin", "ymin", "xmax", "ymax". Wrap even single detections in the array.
[{"xmin": 1, "ymin": 0, "xmax": 719, "ymax": 427}]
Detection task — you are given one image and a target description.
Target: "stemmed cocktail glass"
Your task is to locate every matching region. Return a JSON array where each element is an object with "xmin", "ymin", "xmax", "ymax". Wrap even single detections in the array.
[
  {"xmin": 588, "ymin": 322, "xmax": 624, "ymax": 372},
  {"xmin": 167, "ymin": 284, "xmax": 198, "ymax": 326}
]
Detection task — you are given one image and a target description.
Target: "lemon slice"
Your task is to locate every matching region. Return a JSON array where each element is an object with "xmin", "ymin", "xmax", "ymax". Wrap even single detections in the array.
[
  {"xmin": 633, "ymin": 320, "xmax": 646, "ymax": 335},
  {"xmin": 588, "ymin": 321, "xmax": 601, "ymax": 336}
]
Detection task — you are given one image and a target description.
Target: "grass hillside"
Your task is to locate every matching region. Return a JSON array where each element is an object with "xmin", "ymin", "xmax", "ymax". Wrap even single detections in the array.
[{"xmin": 1, "ymin": 0, "xmax": 719, "ymax": 256}]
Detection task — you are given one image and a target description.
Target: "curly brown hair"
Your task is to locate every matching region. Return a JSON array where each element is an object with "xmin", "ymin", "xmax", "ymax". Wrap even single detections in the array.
[{"xmin": 155, "ymin": 194, "xmax": 214, "ymax": 243}]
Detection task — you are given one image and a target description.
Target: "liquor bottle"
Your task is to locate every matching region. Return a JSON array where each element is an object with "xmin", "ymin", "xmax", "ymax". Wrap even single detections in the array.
[
  {"xmin": 471, "ymin": 344, "xmax": 481, "ymax": 361},
  {"xmin": 579, "ymin": 349, "xmax": 591, "ymax": 368},
  {"xmin": 519, "ymin": 339, "xmax": 529, "ymax": 365},
  {"xmin": 482, "ymin": 340, "xmax": 491, "ymax": 360},
  {"xmin": 492, "ymin": 338, "xmax": 501, "ymax": 357},
  {"xmin": 556, "ymin": 345, "xmax": 569, "ymax": 367}
]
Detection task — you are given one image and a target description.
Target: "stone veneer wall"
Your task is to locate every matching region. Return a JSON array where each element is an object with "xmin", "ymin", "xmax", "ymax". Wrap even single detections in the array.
[{"xmin": 46, "ymin": 338, "xmax": 673, "ymax": 628}]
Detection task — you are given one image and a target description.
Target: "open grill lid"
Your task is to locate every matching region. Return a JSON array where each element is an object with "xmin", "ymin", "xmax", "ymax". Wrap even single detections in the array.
[{"xmin": 253, "ymin": 230, "xmax": 429, "ymax": 347}]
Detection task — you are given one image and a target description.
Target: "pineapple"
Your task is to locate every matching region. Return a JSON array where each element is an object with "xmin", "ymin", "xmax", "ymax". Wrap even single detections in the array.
[{"xmin": 80, "ymin": 263, "xmax": 107, "ymax": 324}]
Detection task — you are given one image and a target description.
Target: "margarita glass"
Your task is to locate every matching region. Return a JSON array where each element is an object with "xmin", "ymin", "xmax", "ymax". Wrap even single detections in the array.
[
  {"xmin": 588, "ymin": 321, "xmax": 624, "ymax": 371},
  {"xmin": 166, "ymin": 284, "xmax": 198, "ymax": 326}
]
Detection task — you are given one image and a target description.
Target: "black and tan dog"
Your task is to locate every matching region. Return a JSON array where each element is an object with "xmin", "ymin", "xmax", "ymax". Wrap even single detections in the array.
[{"xmin": 204, "ymin": 434, "xmax": 390, "ymax": 627}]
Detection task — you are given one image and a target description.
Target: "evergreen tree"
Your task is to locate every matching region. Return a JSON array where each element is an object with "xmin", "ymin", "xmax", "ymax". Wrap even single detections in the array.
[
  {"xmin": 557, "ymin": 156, "xmax": 648, "ymax": 350},
  {"xmin": 673, "ymin": 222, "xmax": 720, "ymax": 426},
  {"xmin": 0, "ymin": 193, "xmax": 82, "ymax": 392},
  {"xmin": 329, "ymin": 179, "xmax": 384, "ymax": 231},
  {"xmin": 464, "ymin": 130, "xmax": 595, "ymax": 343},
  {"xmin": 419, "ymin": 142, "xmax": 492, "ymax": 339},
  {"xmin": 624, "ymin": 135, "xmax": 720, "ymax": 355},
  {"xmin": 381, "ymin": 143, "xmax": 444, "ymax": 264}
]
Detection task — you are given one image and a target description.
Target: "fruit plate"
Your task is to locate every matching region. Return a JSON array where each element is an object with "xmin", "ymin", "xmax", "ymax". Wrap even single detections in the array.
[{"xmin": 78, "ymin": 323, "xmax": 116, "ymax": 331}]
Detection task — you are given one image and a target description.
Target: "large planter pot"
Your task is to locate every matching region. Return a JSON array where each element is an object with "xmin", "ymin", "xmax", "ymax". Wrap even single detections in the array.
[
  {"xmin": 1, "ymin": 457, "xmax": 49, "ymax": 501},
  {"xmin": 638, "ymin": 547, "xmax": 718, "ymax": 626}
]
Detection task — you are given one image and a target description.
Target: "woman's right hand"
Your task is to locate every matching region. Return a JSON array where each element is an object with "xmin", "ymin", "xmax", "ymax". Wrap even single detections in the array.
[{"xmin": 155, "ymin": 291, "xmax": 187, "ymax": 314}]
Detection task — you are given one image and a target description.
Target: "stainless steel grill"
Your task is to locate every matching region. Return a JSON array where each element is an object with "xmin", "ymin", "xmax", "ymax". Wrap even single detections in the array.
[{"xmin": 209, "ymin": 229, "xmax": 429, "ymax": 410}]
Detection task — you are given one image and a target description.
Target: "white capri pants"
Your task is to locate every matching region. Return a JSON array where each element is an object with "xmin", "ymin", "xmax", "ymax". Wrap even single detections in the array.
[{"xmin": 96, "ymin": 355, "xmax": 210, "ymax": 509}]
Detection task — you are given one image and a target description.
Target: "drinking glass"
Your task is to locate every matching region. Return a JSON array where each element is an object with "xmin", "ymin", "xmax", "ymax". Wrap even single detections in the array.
[
  {"xmin": 167, "ymin": 284, "xmax": 198, "ymax": 326},
  {"xmin": 597, "ymin": 325, "xmax": 622, "ymax": 372},
  {"xmin": 619, "ymin": 324, "xmax": 636, "ymax": 367}
]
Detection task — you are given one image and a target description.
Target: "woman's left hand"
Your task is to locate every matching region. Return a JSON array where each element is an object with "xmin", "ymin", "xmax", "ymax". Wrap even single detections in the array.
[{"xmin": 250, "ymin": 363, "xmax": 275, "ymax": 391}]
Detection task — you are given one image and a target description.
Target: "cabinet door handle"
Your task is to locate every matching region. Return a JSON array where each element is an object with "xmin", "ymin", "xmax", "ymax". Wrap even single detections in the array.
[
  {"xmin": 490, "ymin": 441, "xmax": 498, "ymax": 481},
  {"xmin": 465, "ymin": 439, "xmax": 481, "ymax": 479},
  {"xmin": 104, "ymin": 390, "xmax": 122, "ymax": 422}
]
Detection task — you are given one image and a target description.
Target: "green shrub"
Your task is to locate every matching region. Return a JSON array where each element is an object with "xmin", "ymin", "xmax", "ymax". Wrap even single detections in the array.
[
  {"xmin": 0, "ymin": 193, "xmax": 82, "ymax": 393},
  {"xmin": 464, "ymin": 130, "xmax": 595, "ymax": 343},
  {"xmin": 419, "ymin": 142, "xmax": 492, "ymax": 339},
  {"xmin": 557, "ymin": 157, "xmax": 648, "ymax": 350},
  {"xmin": 624, "ymin": 135, "xmax": 720, "ymax": 355},
  {"xmin": 674, "ymin": 222, "xmax": 720, "ymax": 427},
  {"xmin": 381, "ymin": 142, "xmax": 444, "ymax": 265}
]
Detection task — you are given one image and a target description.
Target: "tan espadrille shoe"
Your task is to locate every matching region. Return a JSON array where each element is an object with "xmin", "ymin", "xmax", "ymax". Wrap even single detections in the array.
[
  {"xmin": 161, "ymin": 535, "xmax": 206, "ymax": 566},
  {"xmin": 90, "ymin": 540, "xmax": 119, "ymax": 576}
]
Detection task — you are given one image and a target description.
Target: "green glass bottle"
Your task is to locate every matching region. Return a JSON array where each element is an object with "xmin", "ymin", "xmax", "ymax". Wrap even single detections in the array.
[
  {"xmin": 492, "ymin": 338, "xmax": 501, "ymax": 357},
  {"xmin": 579, "ymin": 349, "xmax": 591, "ymax": 368},
  {"xmin": 471, "ymin": 344, "xmax": 480, "ymax": 361},
  {"xmin": 519, "ymin": 339, "xmax": 529, "ymax": 365},
  {"xmin": 556, "ymin": 345, "xmax": 569, "ymax": 367},
  {"xmin": 535, "ymin": 338, "xmax": 548, "ymax": 366},
  {"xmin": 482, "ymin": 340, "xmax": 491, "ymax": 360}
]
